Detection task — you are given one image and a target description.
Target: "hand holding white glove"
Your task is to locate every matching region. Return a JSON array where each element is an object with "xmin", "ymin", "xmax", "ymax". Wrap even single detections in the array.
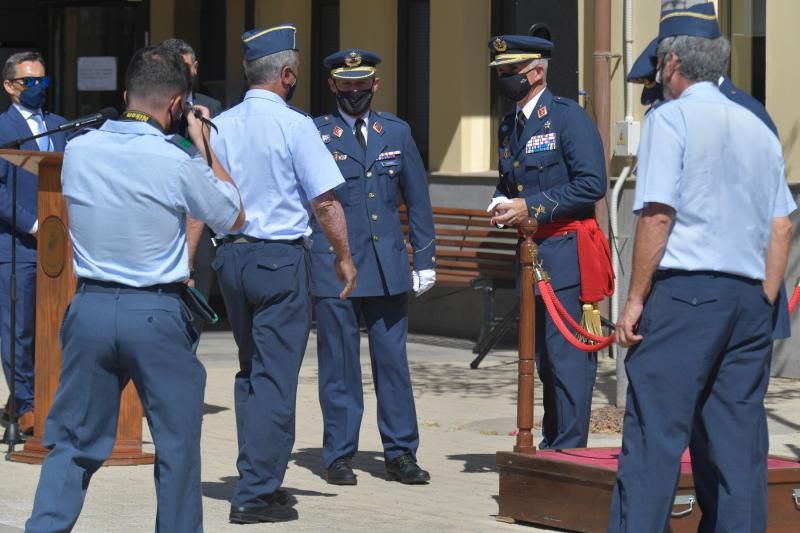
[
  {"xmin": 412, "ymin": 269, "xmax": 436, "ymax": 297},
  {"xmin": 486, "ymin": 196, "xmax": 513, "ymax": 228}
]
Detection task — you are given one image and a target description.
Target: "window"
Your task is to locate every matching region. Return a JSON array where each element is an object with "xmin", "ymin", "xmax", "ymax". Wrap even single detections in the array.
[{"xmin": 397, "ymin": 0, "xmax": 430, "ymax": 167}]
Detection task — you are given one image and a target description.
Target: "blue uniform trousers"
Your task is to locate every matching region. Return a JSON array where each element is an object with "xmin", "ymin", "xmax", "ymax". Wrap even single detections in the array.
[
  {"xmin": 212, "ymin": 241, "xmax": 310, "ymax": 507},
  {"xmin": 0, "ymin": 261, "xmax": 36, "ymax": 415},
  {"xmin": 26, "ymin": 284, "xmax": 206, "ymax": 533},
  {"xmin": 608, "ymin": 272, "xmax": 772, "ymax": 533},
  {"xmin": 536, "ymin": 284, "xmax": 597, "ymax": 449},
  {"xmin": 314, "ymin": 294, "xmax": 419, "ymax": 468}
]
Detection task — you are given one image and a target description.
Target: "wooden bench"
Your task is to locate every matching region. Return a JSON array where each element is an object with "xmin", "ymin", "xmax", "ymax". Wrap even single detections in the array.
[{"xmin": 400, "ymin": 206, "xmax": 519, "ymax": 367}]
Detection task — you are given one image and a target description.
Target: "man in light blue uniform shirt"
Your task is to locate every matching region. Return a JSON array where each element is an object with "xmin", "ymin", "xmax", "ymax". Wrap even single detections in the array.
[
  {"xmin": 208, "ymin": 24, "xmax": 356, "ymax": 524},
  {"xmin": 26, "ymin": 47, "xmax": 243, "ymax": 533},
  {"xmin": 609, "ymin": 7, "xmax": 795, "ymax": 532}
]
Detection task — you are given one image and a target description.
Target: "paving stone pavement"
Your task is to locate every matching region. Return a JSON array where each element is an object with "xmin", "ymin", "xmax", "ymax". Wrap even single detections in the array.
[{"xmin": 1, "ymin": 331, "xmax": 798, "ymax": 532}]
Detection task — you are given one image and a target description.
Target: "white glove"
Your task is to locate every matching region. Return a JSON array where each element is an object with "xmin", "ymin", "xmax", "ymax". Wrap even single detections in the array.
[
  {"xmin": 486, "ymin": 196, "xmax": 513, "ymax": 228},
  {"xmin": 412, "ymin": 269, "xmax": 436, "ymax": 297}
]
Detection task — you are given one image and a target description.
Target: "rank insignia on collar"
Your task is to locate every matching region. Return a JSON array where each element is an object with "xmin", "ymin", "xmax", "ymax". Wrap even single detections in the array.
[
  {"xmin": 533, "ymin": 204, "xmax": 546, "ymax": 217},
  {"xmin": 333, "ymin": 126, "xmax": 343, "ymax": 138},
  {"xmin": 321, "ymin": 133, "xmax": 331, "ymax": 144},
  {"xmin": 373, "ymin": 121, "xmax": 383, "ymax": 134},
  {"xmin": 493, "ymin": 38, "xmax": 507, "ymax": 52},
  {"xmin": 537, "ymin": 106, "xmax": 548, "ymax": 119}
]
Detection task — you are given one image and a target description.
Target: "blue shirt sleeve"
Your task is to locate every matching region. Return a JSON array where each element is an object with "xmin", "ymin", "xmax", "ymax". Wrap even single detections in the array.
[
  {"xmin": 173, "ymin": 157, "xmax": 241, "ymax": 234},
  {"xmin": 633, "ymin": 105, "xmax": 685, "ymax": 213},
  {"xmin": 290, "ymin": 116, "xmax": 344, "ymax": 200}
]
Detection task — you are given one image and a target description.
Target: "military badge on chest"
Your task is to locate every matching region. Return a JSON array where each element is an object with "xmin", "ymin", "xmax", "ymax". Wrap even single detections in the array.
[{"xmin": 526, "ymin": 132, "xmax": 557, "ymax": 154}]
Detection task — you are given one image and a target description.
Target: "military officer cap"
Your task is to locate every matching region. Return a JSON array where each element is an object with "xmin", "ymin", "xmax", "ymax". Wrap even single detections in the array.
[
  {"xmin": 323, "ymin": 49, "xmax": 382, "ymax": 79},
  {"xmin": 487, "ymin": 35, "xmax": 554, "ymax": 67},
  {"xmin": 658, "ymin": 2, "xmax": 721, "ymax": 41},
  {"xmin": 242, "ymin": 23, "xmax": 298, "ymax": 61},
  {"xmin": 626, "ymin": 38, "xmax": 661, "ymax": 105}
]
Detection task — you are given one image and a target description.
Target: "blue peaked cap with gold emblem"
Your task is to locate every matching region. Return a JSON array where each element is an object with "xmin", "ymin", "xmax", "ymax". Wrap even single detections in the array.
[
  {"xmin": 488, "ymin": 35, "xmax": 553, "ymax": 67},
  {"xmin": 626, "ymin": 38, "xmax": 662, "ymax": 105},
  {"xmin": 658, "ymin": 2, "xmax": 721, "ymax": 41},
  {"xmin": 242, "ymin": 24, "xmax": 298, "ymax": 61},
  {"xmin": 323, "ymin": 49, "xmax": 382, "ymax": 79}
]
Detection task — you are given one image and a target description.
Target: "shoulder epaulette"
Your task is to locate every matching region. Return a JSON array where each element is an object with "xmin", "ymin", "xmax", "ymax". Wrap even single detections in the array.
[
  {"xmin": 373, "ymin": 110, "xmax": 402, "ymax": 123},
  {"xmin": 166, "ymin": 134, "xmax": 199, "ymax": 157},
  {"xmin": 287, "ymin": 104, "xmax": 309, "ymax": 117},
  {"xmin": 313, "ymin": 115, "xmax": 332, "ymax": 128}
]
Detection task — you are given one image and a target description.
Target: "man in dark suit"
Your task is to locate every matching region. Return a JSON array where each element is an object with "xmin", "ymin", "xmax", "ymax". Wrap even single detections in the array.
[
  {"xmin": 160, "ymin": 38, "xmax": 223, "ymax": 308},
  {"xmin": 0, "ymin": 51, "xmax": 67, "ymax": 433}
]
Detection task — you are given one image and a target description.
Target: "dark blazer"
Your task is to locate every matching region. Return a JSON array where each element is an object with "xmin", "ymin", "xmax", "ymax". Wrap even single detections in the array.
[
  {"xmin": 0, "ymin": 105, "xmax": 67, "ymax": 263},
  {"xmin": 193, "ymin": 92, "xmax": 223, "ymax": 118},
  {"xmin": 496, "ymin": 87, "xmax": 607, "ymax": 291},
  {"xmin": 310, "ymin": 110, "xmax": 435, "ymax": 298}
]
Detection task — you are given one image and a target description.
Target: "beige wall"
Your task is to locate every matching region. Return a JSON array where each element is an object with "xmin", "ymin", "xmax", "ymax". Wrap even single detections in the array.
[
  {"xmin": 340, "ymin": 0, "xmax": 397, "ymax": 113},
  {"xmin": 149, "ymin": 0, "xmax": 175, "ymax": 45},
  {"xmin": 428, "ymin": 0, "xmax": 492, "ymax": 173},
  {"xmin": 226, "ymin": 0, "xmax": 246, "ymax": 83},
  {"xmin": 767, "ymin": 0, "xmax": 800, "ymax": 181},
  {"xmin": 253, "ymin": 0, "xmax": 312, "ymax": 111}
]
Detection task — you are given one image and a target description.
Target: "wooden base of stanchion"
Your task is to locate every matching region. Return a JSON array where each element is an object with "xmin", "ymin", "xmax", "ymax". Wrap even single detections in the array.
[
  {"xmin": 496, "ymin": 447, "xmax": 800, "ymax": 532},
  {"xmin": 10, "ymin": 437, "xmax": 154, "ymax": 466}
]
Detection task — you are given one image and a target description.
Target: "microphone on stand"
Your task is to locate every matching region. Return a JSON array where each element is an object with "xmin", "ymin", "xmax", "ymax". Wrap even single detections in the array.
[{"xmin": 0, "ymin": 107, "xmax": 119, "ymax": 149}]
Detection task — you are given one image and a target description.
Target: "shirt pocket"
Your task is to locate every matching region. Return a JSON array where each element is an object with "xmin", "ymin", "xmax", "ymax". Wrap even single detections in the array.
[
  {"xmin": 526, "ymin": 151, "xmax": 564, "ymax": 191},
  {"xmin": 377, "ymin": 158, "xmax": 403, "ymax": 203},
  {"xmin": 333, "ymin": 159, "xmax": 363, "ymax": 207}
]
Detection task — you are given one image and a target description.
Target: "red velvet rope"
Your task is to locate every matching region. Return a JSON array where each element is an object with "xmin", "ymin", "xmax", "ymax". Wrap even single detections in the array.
[
  {"xmin": 537, "ymin": 279, "xmax": 615, "ymax": 352},
  {"xmin": 790, "ymin": 285, "xmax": 800, "ymax": 317}
]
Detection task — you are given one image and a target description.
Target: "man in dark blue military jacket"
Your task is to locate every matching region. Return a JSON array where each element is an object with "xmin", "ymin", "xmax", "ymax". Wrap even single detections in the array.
[
  {"xmin": 311, "ymin": 48, "xmax": 435, "ymax": 485},
  {"xmin": 487, "ymin": 35, "xmax": 610, "ymax": 450}
]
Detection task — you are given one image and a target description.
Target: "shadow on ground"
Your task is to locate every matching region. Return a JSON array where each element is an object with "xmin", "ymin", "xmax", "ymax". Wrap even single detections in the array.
[
  {"xmin": 201, "ymin": 476, "xmax": 337, "ymax": 502},
  {"xmin": 447, "ymin": 453, "xmax": 498, "ymax": 474},
  {"xmin": 291, "ymin": 448, "xmax": 387, "ymax": 481}
]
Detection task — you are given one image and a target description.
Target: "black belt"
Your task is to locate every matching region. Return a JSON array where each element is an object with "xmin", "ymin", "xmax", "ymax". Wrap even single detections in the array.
[
  {"xmin": 77, "ymin": 278, "xmax": 184, "ymax": 296},
  {"xmin": 222, "ymin": 235, "xmax": 304, "ymax": 246},
  {"xmin": 653, "ymin": 269, "xmax": 757, "ymax": 284}
]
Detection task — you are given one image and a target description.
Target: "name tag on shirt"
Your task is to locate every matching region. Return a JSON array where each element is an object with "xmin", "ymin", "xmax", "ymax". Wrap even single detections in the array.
[
  {"xmin": 378, "ymin": 150, "xmax": 401, "ymax": 161},
  {"xmin": 526, "ymin": 133, "xmax": 557, "ymax": 154}
]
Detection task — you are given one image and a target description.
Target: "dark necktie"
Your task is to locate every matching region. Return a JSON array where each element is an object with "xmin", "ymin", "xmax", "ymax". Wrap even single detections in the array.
[
  {"xmin": 354, "ymin": 118, "xmax": 367, "ymax": 154},
  {"xmin": 516, "ymin": 110, "xmax": 527, "ymax": 140}
]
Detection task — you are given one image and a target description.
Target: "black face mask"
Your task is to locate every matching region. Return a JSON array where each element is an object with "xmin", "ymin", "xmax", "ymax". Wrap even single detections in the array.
[
  {"xmin": 286, "ymin": 69, "xmax": 298, "ymax": 102},
  {"xmin": 497, "ymin": 69, "xmax": 533, "ymax": 102},
  {"xmin": 336, "ymin": 88, "xmax": 373, "ymax": 117}
]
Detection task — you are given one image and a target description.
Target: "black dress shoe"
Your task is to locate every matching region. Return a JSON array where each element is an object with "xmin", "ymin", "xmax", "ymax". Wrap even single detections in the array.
[
  {"xmin": 386, "ymin": 453, "xmax": 431, "ymax": 484},
  {"xmin": 326, "ymin": 457, "xmax": 357, "ymax": 485},
  {"xmin": 229, "ymin": 501, "xmax": 298, "ymax": 524}
]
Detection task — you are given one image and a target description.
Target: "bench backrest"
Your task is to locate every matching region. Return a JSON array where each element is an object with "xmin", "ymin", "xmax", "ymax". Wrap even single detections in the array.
[{"xmin": 400, "ymin": 206, "xmax": 518, "ymax": 287}]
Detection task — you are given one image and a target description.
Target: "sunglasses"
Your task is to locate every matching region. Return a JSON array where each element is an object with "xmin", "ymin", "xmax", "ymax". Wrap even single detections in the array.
[{"xmin": 10, "ymin": 76, "xmax": 50, "ymax": 88}]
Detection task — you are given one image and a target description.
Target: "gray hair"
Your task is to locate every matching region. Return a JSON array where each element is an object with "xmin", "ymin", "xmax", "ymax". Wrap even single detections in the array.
[
  {"xmin": 657, "ymin": 35, "xmax": 730, "ymax": 83},
  {"xmin": 160, "ymin": 38, "xmax": 196, "ymax": 62},
  {"xmin": 3, "ymin": 51, "xmax": 44, "ymax": 81},
  {"xmin": 528, "ymin": 58, "xmax": 549, "ymax": 80},
  {"xmin": 243, "ymin": 50, "xmax": 299, "ymax": 85}
]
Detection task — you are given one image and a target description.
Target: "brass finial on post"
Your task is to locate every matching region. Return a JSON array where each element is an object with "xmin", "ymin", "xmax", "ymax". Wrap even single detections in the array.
[{"xmin": 515, "ymin": 218, "xmax": 538, "ymax": 454}]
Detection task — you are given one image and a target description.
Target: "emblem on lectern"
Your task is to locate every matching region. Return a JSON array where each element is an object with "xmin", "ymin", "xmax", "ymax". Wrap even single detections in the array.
[{"xmin": 40, "ymin": 216, "xmax": 67, "ymax": 278}]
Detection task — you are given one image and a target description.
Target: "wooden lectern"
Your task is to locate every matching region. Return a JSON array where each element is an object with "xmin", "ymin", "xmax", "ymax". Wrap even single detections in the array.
[{"xmin": 0, "ymin": 149, "xmax": 154, "ymax": 466}]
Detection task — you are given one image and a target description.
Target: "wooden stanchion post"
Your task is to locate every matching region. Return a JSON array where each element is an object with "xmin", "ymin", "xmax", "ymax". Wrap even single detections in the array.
[{"xmin": 514, "ymin": 218, "xmax": 538, "ymax": 454}]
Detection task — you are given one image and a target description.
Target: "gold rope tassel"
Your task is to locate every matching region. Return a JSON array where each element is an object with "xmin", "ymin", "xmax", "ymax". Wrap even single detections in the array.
[{"xmin": 580, "ymin": 302, "xmax": 604, "ymax": 344}]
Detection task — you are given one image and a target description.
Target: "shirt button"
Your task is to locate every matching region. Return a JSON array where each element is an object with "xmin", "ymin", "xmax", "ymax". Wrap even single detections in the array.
[
  {"xmin": 371, "ymin": 214, "xmax": 378, "ymax": 221},
  {"xmin": 366, "ymin": 171, "xmax": 373, "ymax": 178},
  {"xmin": 513, "ymin": 161, "xmax": 520, "ymax": 168},
  {"xmin": 328, "ymin": 245, "xmax": 334, "ymax": 252},
  {"xmin": 517, "ymin": 184, "xmax": 524, "ymax": 192},
  {"xmin": 388, "ymin": 169, "xmax": 395, "ymax": 176},
  {"xmin": 372, "ymin": 235, "xmax": 380, "ymax": 241},
  {"xmin": 368, "ymin": 192, "xmax": 376, "ymax": 199}
]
